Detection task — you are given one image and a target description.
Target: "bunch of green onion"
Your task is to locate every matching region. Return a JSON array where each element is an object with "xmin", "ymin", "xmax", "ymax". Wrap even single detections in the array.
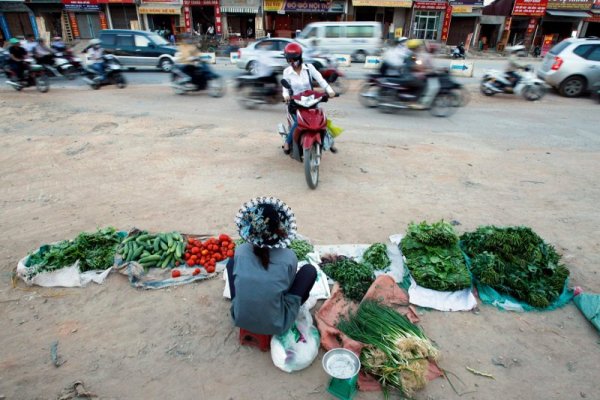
[{"xmin": 337, "ymin": 300, "xmax": 438, "ymax": 397}]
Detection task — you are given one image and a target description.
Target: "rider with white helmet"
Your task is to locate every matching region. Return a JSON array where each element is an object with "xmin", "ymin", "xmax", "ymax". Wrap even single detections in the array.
[
  {"xmin": 381, "ymin": 36, "xmax": 409, "ymax": 76},
  {"xmin": 505, "ymin": 44, "xmax": 528, "ymax": 87},
  {"xmin": 86, "ymin": 38, "xmax": 105, "ymax": 81}
]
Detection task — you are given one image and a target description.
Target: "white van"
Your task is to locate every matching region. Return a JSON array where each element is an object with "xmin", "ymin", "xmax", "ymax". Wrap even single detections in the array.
[{"xmin": 296, "ymin": 21, "xmax": 383, "ymax": 62}]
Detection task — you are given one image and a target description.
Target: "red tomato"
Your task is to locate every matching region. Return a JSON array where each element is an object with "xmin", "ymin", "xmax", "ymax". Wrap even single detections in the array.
[
  {"xmin": 186, "ymin": 259, "xmax": 195, "ymax": 267},
  {"xmin": 206, "ymin": 265, "xmax": 215, "ymax": 273},
  {"xmin": 191, "ymin": 247, "xmax": 200, "ymax": 254},
  {"xmin": 227, "ymin": 250, "xmax": 234, "ymax": 257},
  {"xmin": 172, "ymin": 270, "xmax": 181, "ymax": 278},
  {"xmin": 192, "ymin": 268, "xmax": 201, "ymax": 276},
  {"xmin": 187, "ymin": 238, "xmax": 194, "ymax": 244},
  {"xmin": 175, "ymin": 261, "xmax": 180, "ymax": 266}
]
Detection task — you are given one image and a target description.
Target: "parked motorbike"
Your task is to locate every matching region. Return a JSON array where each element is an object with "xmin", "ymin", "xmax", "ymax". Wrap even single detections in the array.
[
  {"xmin": 235, "ymin": 72, "xmax": 281, "ymax": 109},
  {"xmin": 358, "ymin": 70, "xmax": 465, "ymax": 117},
  {"xmin": 4, "ymin": 60, "xmax": 50, "ymax": 92},
  {"xmin": 277, "ymin": 79, "xmax": 336, "ymax": 189},
  {"xmin": 452, "ymin": 43, "xmax": 466, "ymax": 59},
  {"xmin": 82, "ymin": 55, "xmax": 126, "ymax": 90},
  {"xmin": 480, "ymin": 66, "xmax": 547, "ymax": 101},
  {"xmin": 170, "ymin": 59, "xmax": 225, "ymax": 96}
]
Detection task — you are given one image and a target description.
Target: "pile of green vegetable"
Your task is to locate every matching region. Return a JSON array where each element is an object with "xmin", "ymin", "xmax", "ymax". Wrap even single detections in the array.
[
  {"xmin": 289, "ymin": 239, "xmax": 314, "ymax": 261},
  {"xmin": 119, "ymin": 231, "xmax": 185, "ymax": 270},
  {"xmin": 338, "ymin": 300, "xmax": 439, "ymax": 397},
  {"xmin": 400, "ymin": 220, "xmax": 471, "ymax": 291},
  {"xmin": 362, "ymin": 243, "xmax": 391, "ymax": 271},
  {"xmin": 26, "ymin": 227, "xmax": 123, "ymax": 277},
  {"xmin": 321, "ymin": 255, "xmax": 375, "ymax": 302},
  {"xmin": 460, "ymin": 226, "xmax": 569, "ymax": 308}
]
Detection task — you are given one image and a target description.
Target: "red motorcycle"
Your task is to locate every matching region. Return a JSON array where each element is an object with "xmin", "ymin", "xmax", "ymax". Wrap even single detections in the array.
[{"xmin": 278, "ymin": 79, "xmax": 336, "ymax": 189}]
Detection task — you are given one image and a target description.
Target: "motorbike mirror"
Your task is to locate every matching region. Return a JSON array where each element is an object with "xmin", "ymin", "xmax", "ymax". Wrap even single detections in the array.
[{"xmin": 280, "ymin": 79, "xmax": 291, "ymax": 89}]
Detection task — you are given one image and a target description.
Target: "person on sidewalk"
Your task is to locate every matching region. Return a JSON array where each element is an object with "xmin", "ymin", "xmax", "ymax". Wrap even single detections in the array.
[{"xmin": 226, "ymin": 197, "xmax": 317, "ymax": 336}]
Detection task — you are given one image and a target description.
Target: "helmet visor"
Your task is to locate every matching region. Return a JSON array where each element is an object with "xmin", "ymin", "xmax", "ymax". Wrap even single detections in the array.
[{"xmin": 285, "ymin": 53, "xmax": 301, "ymax": 62}]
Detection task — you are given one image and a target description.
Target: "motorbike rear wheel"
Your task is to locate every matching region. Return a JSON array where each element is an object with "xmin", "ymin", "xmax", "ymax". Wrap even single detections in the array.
[
  {"xmin": 208, "ymin": 77, "xmax": 225, "ymax": 98},
  {"xmin": 116, "ymin": 74, "xmax": 127, "ymax": 89},
  {"xmin": 304, "ymin": 142, "xmax": 321, "ymax": 190},
  {"xmin": 377, "ymin": 87, "xmax": 396, "ymax": 114},
  {"xmin": 430, "ymin": 92, "xmax": 459, "ymax": 117},
  {"xmin": 237, "ymin": 84, "xmax": 257, "ymax": 109},
  {"xmin": 480, "ymin": 78, "xmax": 496, "ymax": 96},
  {"xmin": 64, "ymin": 66, "xmax": 78, "ymax": 81},
  {"xmin": 36, "ymin": 75, "xmax": 50, "ymax": 93},
  {"xmin": 522, "ymin": 84, "xmax": 545, "ymax": 101}
]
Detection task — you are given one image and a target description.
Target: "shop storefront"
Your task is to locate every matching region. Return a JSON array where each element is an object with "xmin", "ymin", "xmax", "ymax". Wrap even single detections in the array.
[
  {"xmin": 61, "ymin": 0, "xmax": 108, "ymax": 39},
  {"xmin": 104, "ymin": 0, "xmax": 138, "ymax": 30},
  {"xmin": 0, "ymin": 0, "xmax": 38, "ymax": 40},
  {"xmin": 139, "ymin": 0, "xmax": 182, "ymax": 35},
  {"xmin": 541, "ymin": 0, "xmax": 593, "ymax": 43},
  {"xmin": 583, "ymin": 0, "xmax": 600, "ymax": 36},
  {"xmin": 220, "ymin": 0, "xmax": 258, "ymax": 39},
  {"xmin": 25, "ymin": 0, "xmax": 63, "ymax": 40},
  {"xmin": 263, "ymin": 0, "xmax": 345, "ymax": 38},
  {"xmin": 509, "ymin": 0, "xmax": 546, "ymax": 49},
  {"xmin": 446, "ymin": 0, "xmax": 482, "ymax": 45},
  {"xmin": 410, "ymin": 1, "xmax": 447, "ymax": 40},
  {"xmin": 183, "ymin": 0, "xmax": 218, "ymax": 35},
  {"xmin": 351, "ymin": 0, "xmax": 412, "ymax": 39}
]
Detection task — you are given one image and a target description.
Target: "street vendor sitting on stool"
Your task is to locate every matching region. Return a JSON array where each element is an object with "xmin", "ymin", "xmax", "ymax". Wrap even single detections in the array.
[{"xmin": 226, "ymin": 197, "xmax": 317, "ymax": 335}]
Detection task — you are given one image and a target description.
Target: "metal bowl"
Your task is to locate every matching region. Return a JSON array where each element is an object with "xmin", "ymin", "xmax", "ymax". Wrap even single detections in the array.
[{"xmin": 322, "ymin": 348, "xmax": 361, "ymax": 380}]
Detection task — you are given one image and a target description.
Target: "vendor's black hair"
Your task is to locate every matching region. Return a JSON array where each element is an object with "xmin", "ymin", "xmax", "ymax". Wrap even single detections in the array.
[{"xmin": 252, "ymin": 204, "xmax": 281, "ymax": 269}]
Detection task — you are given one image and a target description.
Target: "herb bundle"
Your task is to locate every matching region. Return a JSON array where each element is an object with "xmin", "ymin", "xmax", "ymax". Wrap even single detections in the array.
[
  {"xmin": 400, "ymin": 221, "xmax": 471, "ymax": 291},
  {"xmin": 460, "ymin": 226, "xmax": 569, "ymax": 308},
  {"xmin": 337, "ymin": 300, "xmax": 438, "ymax": 397},
  {"xmin": 289, "ymin": 239, "xmax": 314, "ymax": 261},
  {"xmin": 26, "ymin": 227, "xmax": 122, "ymax": 277},
  {"xmin": 362, "ymin": 243, "xmax": 391, "ymax": 271},
  {"xmin": 321, "ymin": 256, "xmax": 375, "ymax": 302}
]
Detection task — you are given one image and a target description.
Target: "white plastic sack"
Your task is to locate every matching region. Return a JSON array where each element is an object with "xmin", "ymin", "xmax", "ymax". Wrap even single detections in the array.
[
  {"xmin": 17, "ymin": 256, "xmax": 112, "ymax": 288},
  {"xmin": 271, "ymin": 305, "xmax": 320, "ymax": 373}
]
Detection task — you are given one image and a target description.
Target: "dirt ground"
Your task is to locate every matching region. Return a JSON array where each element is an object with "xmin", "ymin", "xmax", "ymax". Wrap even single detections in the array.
[{"xmin": 0, "ymin": 83, "xmax": 599, "ymax": 400}]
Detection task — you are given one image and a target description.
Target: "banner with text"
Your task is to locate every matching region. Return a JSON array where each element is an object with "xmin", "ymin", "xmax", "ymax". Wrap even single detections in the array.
[
  {"xmin": 512, "ymin": 0, "xmax": 547, "ymax": 16},
  {"xmin": 546, "ymin": 0, "xmax": 592, "ymax": 10}
]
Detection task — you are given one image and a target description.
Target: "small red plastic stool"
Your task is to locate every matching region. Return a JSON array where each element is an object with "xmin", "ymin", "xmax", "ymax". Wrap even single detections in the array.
[{"xmin": 239, "ymin": 328, "xmax": 272, "ymax": 352}]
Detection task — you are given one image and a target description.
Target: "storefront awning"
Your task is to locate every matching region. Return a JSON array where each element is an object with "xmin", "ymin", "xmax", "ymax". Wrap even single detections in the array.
[
  {"xmin": 220, "ymin": 6, "xmax": 258, "ymax": 12},
  {"xmin": 0, "ymin": 2, "xmax": 32, "ymax": 12},
  {"xmin": 352, "ymin": 0, "xmax": 412, "ymax": 6},
  {"xmin": 138, "ymin": 4, "xmax": 181, "ymax": 14},
  {"xmin": 546, "ymin": 10, "xmax": 591, "ymax": 18}
]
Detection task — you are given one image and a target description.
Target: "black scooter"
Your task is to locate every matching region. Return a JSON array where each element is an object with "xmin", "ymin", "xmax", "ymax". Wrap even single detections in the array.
[
  {"xmin": 170, "ymin": 59, "xmax": 225, "ymax": 97},
  {"xmin": 82, "ymin": 55, "xmax": 126, "ymax": 90},
  {"xmin": 452, "ymin": 43, "xmax": 466, "ymax": 59}
]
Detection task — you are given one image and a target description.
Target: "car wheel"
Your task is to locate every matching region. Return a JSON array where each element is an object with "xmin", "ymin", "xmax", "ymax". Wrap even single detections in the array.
[
  {"xmin": 559, "ymin": 76, "xmax": 586, "ymax": 98},
  {"xmin": 353, "ymin": 50, "xmax": 367, "ymax": 63},
  {"xmin": 159, "ymin": 58, "xmax": 174, "ymax": 72}
]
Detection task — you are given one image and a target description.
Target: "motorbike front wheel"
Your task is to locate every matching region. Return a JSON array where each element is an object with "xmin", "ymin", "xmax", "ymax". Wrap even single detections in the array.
[
  {"xmin": 236, "ymin": 84, "xmax": 258, "ymax": 109},
  {"xmin": 358, "ymin": 83, "xmax": 379, "ymax": 108},
  {"xmin": 304, "ymin": 142, "xmax": 321, "ymax": 190},
  {"xmin": 36, "ymin": 75, "xmax": 50, "ymax": 93},
  {"xmin": 430, "ymin": 92, "xmax": 459, "ymax": 117},
  {"xmin": 208, "ymin": 77, "xmax": 225, "ymax": 98},
  {"xmin": 480, "ymin": 78, "xmax": 496, "ymax": 96},
  {"xmin": 522, "ymin": 85, "xmax": 545, "ymax": 101}
]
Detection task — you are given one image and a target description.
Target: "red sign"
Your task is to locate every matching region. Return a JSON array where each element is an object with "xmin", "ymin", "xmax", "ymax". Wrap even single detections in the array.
[
  {"xmin": 99, "ymin": 11, "xmax": 108, "ymax": 29},
  {"xmin": 184, "ymin": 6, "xmax": 191, "ymax": 31},
  {"xmin": 526, "ymin": 17, "xmax": 537, "ymax": 34},
  {"xmin": 215, "ymin": 5, "xmax": 221, "ymax": 34},
  {"xmin": 512, "ymin": 0, "xmax": 547, "ymax": 16},
  {"xmin": 441, "ymin": 5, "xmax": 452, "ymax": 42},
  {"xmin": 504, "ymin": 16, "xmax": 512, "ymax": 30},
  {"xmin": 68, "ymin": 11, "xmax": 80, "ymax": 38},
  {"xmin": 414, "ymin": 1, "xmax": 447, "ymax": 9},
  {"xmin": 541, "ymin": 34, "xmax": 555, "ymax": 57},
  {"xmin": 585, "ymin": 13, "xmax": 600, "ymax": 21}
]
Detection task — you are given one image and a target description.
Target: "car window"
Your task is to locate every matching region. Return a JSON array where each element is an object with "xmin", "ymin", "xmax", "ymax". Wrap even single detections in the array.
[
  {"xmin": 100, "ymin": 33, "xmax": 115, "ymax": 46},
  {"xmin": 573, "ymin": 44, "xmax": 593, "ymax": 58},
  {"xmin": 116, "ymin": 34, "xmax": 134, "ymax": 47},
  {"xmin": 549, "ymin": 40, "xmax": 572, "ymax": 55},
  {"xmin": 147, "ymin": 33, "xmax": 168, "ymax": 46},
  {"xmin": 325, "ymin": 26, "xmax": 341, "ymax": 38},
  {"xmin": 256, "ymin": 40, "xmax": 275, "ymax": 51},
  {"xmin": 276, "ymin": 40, "xmax": 290, "ymax": 51},
  {"xmin": 303, "ymin": 27, "xmax": 317, "ymax": 39},
  {"xmin": 135, "ymin": 35, "xmax": 151, "ymax": 47},
  {"xmin": 585, "ymin": 45, "xmax": 600, "ymax": 62},
  {"xmin": 346, "ymin": 26, "xmax": 375, "ymax": 38}
]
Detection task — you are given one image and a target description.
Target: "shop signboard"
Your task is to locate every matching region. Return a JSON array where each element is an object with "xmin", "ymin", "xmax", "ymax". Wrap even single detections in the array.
[
  {"xmin": 183, "ymin": 0, "xmax": 218, "ymax": 4},
  {"xmin": 593, "ymin": 0, "xmax": 600, "ymax": 8},
  {"xmin": 352, "ymin": 0, "xmax": 412, "ymax": 7},
  {"xmin": 449, "ymin": 0, "xmax": 483, "ymax": 6},
  {"xmin": 546, "ymin": 0, "xmax": 592, "ymax": 10},
  {"xmin": 414, "ymin": 1, "xmax": 447, "ymax": 10},
  {"xmin": 512, "ymin": 0, "xmax": 547, "ymax": 16},
  {"xmin": 264, "ymin": 0, "xmax": 285, "ymax": 11},
  {"xmin": 541, "ymin": 34, "xmax": 556, "ymax": 56},
  {"xmin": 441, "ymin": 5, "xmax": 452, "ymax": 41},
  {"xmin": 451, "ymin": 5, "xmax": 472, "ymax": 13},
  {"xmin": 284, "ymin": 0, "xmax": 338, "ymax": 12}
]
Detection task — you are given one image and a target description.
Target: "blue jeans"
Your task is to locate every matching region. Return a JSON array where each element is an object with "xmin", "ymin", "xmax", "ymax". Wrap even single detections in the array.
[
  {"xmin": 92, "ymin": 62, "xmax": 105, "ymax": 80},
  {"xmin": 286, "ymin": 114, "xmax": 298, "ymax": 146}
]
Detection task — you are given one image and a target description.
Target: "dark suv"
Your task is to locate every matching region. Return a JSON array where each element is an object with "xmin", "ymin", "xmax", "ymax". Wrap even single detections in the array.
[{"xmin": 98, "ymin": 29, "xmax": 177, "ymax": 72}]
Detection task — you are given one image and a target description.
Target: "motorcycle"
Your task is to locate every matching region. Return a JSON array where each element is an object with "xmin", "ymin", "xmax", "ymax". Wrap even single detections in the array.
[
  {"xmin": 235, "ymin": 72, "xmax": 281, "ymax": 109},
  {"xmin": 38, "ymin": 54, "xmax": 79, "ymax": 80},
  {"xmin": 358, "ymin": 70, "xmax": 465, "ymax": 117},
  {"xmin": 4, "ymin": 59, "xmax": 50, "ymax": 92},
  {"xmin": 170, "ymin": 59, "xmax": 225, "ymax": 96},
  {"xmin": 52, "ymin": 42, "xmax": 83, "ymax": 72},
  {"xmin": 451, "ymin": 43, "xmax": 466, "ymax": 59},
  {"xmin": 0, "ymin": 48, "xmax": 8, "ymax": 75},
  {"xmin": 316, "ymin": 55, "xmax": 348, "ymax": 95},
  {"xmin": 82, "ymin": 54, "xmax": 126, "ymax": 90},
  {"xmin": 480, "ymin": 66, "xmax": 547, "ymax": 101},
  {"xmin": 277, "ymin": 79, "xmax": 336, "ymax": 189}
]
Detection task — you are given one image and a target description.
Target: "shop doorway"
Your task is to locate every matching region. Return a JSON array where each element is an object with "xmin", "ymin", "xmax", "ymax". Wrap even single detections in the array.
[
  {"xmin": 413, "ymin": 11, "xmax": 441, "ymax": 40},
  {"xmin": 586, "ymin": 22, "xmax": 600, "ymax": 37},
  {"xmin": 147, "ymin": 15, "xmax": 176, "ymax": 39},
  {"xmin": 76, "ymin": 13, "xmax": 101, "ymax": 39},
  {"xmin": 192, "ymin": 6, "xmax": 215, "ymax": 36},
  {"xmin": 5, "ymin": 12, "xmax": 34, "ymax": 38},
  {"xmin": 541, "ymin": 20, "xmax": 578, "ymax": 43},
  {"xmin": 478, "ymin": 23, "xmax": 500, "ymax": 50}
]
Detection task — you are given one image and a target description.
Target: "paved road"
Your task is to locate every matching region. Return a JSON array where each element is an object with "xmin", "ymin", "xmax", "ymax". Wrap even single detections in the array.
[{"xmin": 15, "ymin": 57, "xmax": 544, "ymax": 90}]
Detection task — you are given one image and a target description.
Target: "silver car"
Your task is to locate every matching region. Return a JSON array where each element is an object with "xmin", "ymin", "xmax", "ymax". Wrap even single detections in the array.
[
  {"xmin": 236, "ymin": 38, "xmax": 328, "ymax": 73},
  {"xmin": 537, "ymin": 38, "xmax": 600, "ymax": 97}
]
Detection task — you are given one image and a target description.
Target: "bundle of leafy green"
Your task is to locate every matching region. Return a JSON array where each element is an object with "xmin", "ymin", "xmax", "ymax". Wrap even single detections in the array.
[
  {"xmin": 362, "ymin": 243, "xmax": 391, "ymax": 270},
  {"xmin": 400, "ymin": 220, "xmax": 471, "ymax": 291},
  {"xmin": 26, "ymin": 227, "xmax": 123, "ymax": 277},
  {"xmin": 289, "ymin": 239, "xmax": 314, "ymax": 261},
  {"xmin": 321, "ymin": 255, "xmax": 375, "ymax": 302},
  {"xmin": 460, "ymin": 226, "xmax": 569, "ymax": 308}
]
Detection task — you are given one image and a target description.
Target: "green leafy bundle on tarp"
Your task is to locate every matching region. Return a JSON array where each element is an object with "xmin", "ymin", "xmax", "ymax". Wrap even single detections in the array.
[
  {"xmin": 321, "ymin": 255, "xmax": 375, "ymax": 302},
  {"xmin": 362, "ymin": 243, "xmax": 391, "ymax": 270},
  {"xmin": 461, "ymin": 226, "xmax": 569, "ymax": 309},
  {"xmin": 400, "ymin": 221, "xmax": 471, "ymax": 292}
]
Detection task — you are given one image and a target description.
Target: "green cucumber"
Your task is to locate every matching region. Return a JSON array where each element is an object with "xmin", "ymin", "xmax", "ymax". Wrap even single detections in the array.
[
  {"xmin": 167, "ymin": 233, "xmax": 174, "ymax": 248},
  {"xmin": 175, "ymin": 242, "xmax": 183, "ymax": 259},
  {"xmin": 135, "ymin": 234, "xmax": 150, "ymax": 243},
  {"xmin": 139, "ymin": 254, "xmax": 161, "ymax": 263},
  {"xmin": 160, "ymin": 241, "xmax": 168, "ymax": 251},
  {"xmin": 153, "ymin": 237, "xmax": 161, "ymax": 252}
]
